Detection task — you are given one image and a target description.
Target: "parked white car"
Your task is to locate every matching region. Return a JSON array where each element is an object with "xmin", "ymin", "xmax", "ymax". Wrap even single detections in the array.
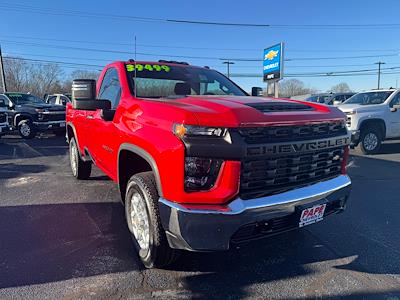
[
  {"xmin": 45, "ymin": 94, "xmax": 71, "ymax": 106},
  {"xmin": 338, "ymin": 89, "xmax": 400, "ymax": 154}
]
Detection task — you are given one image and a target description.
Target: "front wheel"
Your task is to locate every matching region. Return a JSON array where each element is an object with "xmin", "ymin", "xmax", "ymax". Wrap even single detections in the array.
[
  {"xmin": 69, "ymin": 137, "xmax": 92, "ymax": 179},
  {"xmin": 18, "ymin": 120, "xmax": 36, "ymax": 139},
  {"xmin": 359, "ymin": 126, "xmax": 382, "ymax": 155},
  {"xmin": 125, "ymin": 172, "xmax": 180, "ymax": 268}
]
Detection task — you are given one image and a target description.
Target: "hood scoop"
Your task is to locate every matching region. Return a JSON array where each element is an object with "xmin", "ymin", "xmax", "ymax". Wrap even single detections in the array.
[{"xmin": 245, "ymin": 101, "xmax": 314, "ymax": 113}]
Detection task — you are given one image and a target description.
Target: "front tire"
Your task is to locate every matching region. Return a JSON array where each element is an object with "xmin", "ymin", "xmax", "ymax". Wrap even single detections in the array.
[
  {"xmin": 18, "ymin": 120, "xmax": 36, "ymax": 139},
  {"xmin": 69, "ymin": 137, "xmax": 91, "ymax": 179},
  {"xmin": 125, "ymin": 172, "xmax": 179, "ymax": 268},
  {"xmin": 359, "ymin": 126, "xmax": 382, "ymax": 154}
]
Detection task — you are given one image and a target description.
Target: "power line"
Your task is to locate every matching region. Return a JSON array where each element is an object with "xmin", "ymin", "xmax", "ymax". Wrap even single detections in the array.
[
  {"xmin": 2, "ymin": 34, "xmax": 400, "ymax": 54},
  {"xmin": 2, "ymin": 39, "xmax": 399, "ymax": 62},
  {"xmin": 2, "ymin": 2, "xmax": 400, "ymax": 30}
]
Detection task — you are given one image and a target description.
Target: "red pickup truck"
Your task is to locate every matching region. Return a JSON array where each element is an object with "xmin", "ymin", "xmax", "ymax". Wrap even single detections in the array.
[{"xmin": 66, "ymin": 60, "xmax": 351, "ymax": 268}]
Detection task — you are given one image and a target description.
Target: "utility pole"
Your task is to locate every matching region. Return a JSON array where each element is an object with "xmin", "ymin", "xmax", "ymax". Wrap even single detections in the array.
[
  {"xmin": 375, "ymin": 61, "xmax": 385, "ymax": 89},
  {"xmin": 274, "ymin": 81, "xmax": 279, "ymax": 98},
  {"xmin": 222, "ymin": 61, "xmax": 234, "ymax": 78},
  {"xmin": 0, "ymin": 45, "xmax": 6, "ymax": 93}
]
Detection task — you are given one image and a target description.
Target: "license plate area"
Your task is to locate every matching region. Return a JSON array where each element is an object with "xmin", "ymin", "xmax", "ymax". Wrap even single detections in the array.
[{"xmin": 298, "ymin": 203, "xmax": 327, "ymax": 228}]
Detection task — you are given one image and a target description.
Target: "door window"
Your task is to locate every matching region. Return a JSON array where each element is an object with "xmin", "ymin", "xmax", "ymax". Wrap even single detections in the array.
[
  {"xmin": 0, "ymin": 95, "xmax": 9, "ymax": 107},
  {"xmin": 98, "ymin": 68, "xmax": 122, "ymax": 108}
]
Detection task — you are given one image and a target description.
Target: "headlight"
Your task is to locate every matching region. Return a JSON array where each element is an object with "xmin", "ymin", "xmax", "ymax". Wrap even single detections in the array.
[
  {"xmin": 173, "ymin": 124, "xmax": 226, "ymax": 138},
  {"xmin": 184, "ymin": 157, "xmax": 222, "ymax": 191},
  {"xmin": 346, "ymin": 111, "xmax": 356, "ymax": 115}
]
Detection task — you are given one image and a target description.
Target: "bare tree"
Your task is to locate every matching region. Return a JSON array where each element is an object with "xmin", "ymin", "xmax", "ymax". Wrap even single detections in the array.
[
  {"xmin": 62, "ymin": 69, "xmax": 101, "ymax": 92},
  {"xmin": 330, "ymin": 82, "xmax": 352, "ymax": 93},
  {"xmin": 4, "ymin": 57, "xmax": 64, "ymax": 98},
  {"xmin": 277, "ymin": 79, "xmax": 317, "ymax": 98}
]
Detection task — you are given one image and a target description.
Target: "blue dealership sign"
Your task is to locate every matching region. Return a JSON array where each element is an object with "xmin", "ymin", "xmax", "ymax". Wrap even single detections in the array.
[{"xmin": 263, "ymin": 43, "xmax": 284, "ymax": 82}]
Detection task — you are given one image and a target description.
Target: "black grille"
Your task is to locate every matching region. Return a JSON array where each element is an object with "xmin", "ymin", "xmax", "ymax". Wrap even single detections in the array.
[
  {"xmin": 42, "ymin": 113, "xmax": 65, "ymax": 122},
  {"xmin": 0, "ymin": 113, "xmax": 6, "ymax": 123},
  {"xmin": 246, "ymin": 102, "xmax": 314, "ymax": 113},
  {"xmin": 238, "ymin": 121, "xmax": 347, "ymax": 144},
  {"xmin": 231, "ymin": 200, "xmax": 343, "ymax": 243},
  {"xmin": 240, "ymin": 147, "xmax": 344, "ymax": 200}
]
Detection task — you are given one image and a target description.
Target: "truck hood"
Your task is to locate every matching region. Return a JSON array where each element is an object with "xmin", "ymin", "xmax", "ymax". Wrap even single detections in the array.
[
  {"xmin": 162, "ymin": 95, "xmax": 345, "ymax": 127},
  {"xmin": 16, "ymin": 103, "xmax": 65, "ymax": 111},
  {"xmin": 337, "ymin": 103, "xmax": 384, "ymax": 114}
]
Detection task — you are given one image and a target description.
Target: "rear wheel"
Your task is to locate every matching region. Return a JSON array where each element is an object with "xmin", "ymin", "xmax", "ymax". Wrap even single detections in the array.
[
  {"xmin": 125, "ymin": 171, "xmax": 179, "ymax": 268},
  {"xmin": 69, "ymin": 137, "xmax": 91, "ymax": 179},
  {"xmin": 18, "ymin": 120, "xmax": 36, "ymax": 139},
  {"xmin": 359, "ymin": 125, "xmax": 382, "ymax": 155}
]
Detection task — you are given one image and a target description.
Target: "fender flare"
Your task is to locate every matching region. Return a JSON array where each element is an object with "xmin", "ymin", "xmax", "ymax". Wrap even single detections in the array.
[
  {"xmin": 14, "ymin": 113, "xmax": 33, "ymax": 127},
  {"xmin": 359, "ymin": 118, "xmax": 386, "ymax": 138},
  {"xmin": 118, "ymin": 143, "xmax": 163, "ymax": 198}
]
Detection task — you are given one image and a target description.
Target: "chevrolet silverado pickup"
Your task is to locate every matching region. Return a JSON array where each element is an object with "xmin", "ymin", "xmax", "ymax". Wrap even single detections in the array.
[
  {"xmin": 0, "ymin": 92, "xmax": 66, "ymax": 139},
  {"xmin": 66, "ymin": 60, "xmax": 352, "ymax": 268}
]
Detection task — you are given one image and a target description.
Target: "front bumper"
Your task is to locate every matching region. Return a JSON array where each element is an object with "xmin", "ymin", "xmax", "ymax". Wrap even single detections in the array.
[
  {"xmin": 159, "ymin": 175, "xmax": 351, "ymax": 251},
  {"xmin": 348, "ymin": 130, "xmax": 360, "ymax": 148},
  {"xmin": 33, "ymin": 120, "xmax": 66, "ymax": 132},
  {"xmin": 0, "ymin": 123, "xmax": 13, "ymax": 135}
]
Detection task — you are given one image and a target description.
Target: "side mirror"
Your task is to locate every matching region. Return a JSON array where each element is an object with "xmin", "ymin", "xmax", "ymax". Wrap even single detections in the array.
[
  {"xmin": 73, "ymin": 99, "xmax": 111, "ymax": 111},
  {"xmin": 101, "ymin": 109, "xmax": 116, "ymax": 121},
  {"xmin": 72, "ymin": 79, "xmax": 96, "ymax": 101},
  {"xmin": 72, "ymin": 79, "xmax": 111, "ymax": 111},
  {"xmin": 251, "ymin": 87, "xmax": 263, "ymax": 97},
  {"xmin": 391, "ymin": 104, "xmax": 400, "ymax": 112}
]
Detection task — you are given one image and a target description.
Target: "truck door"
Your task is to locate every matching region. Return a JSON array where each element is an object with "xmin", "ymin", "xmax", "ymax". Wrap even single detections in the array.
[
  {"xmin": 388, "ymin": 93, "xmax": 400, "ymax": 137},
  {"xmin": 86, "ymin": 67, "xmax": 121, "ymax": 178}
]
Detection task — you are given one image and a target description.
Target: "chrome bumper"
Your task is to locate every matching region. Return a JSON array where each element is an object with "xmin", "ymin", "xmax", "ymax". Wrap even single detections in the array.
[
  {"xmin": 33, "ymin": 120, "xmax": 66, "ymax": 125},
  {"xmin": 158, "ymin": 175, "xmax": 351, "ymax": 251}
]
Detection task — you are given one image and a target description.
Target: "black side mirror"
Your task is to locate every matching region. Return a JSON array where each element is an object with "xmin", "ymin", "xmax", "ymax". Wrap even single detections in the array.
[
  {"xmin": 101, "ymin": 109, "xmax": 116, "ymax": 121},
  {"xmin": 72, "ymin": 79, "xmax": 111, "ymax": 111},
  {"xmin": 72, "ymin": 79, "xmax": 96, "ymax": 101},
  {"xmin": 251, "ymin": 87, "xmax": 263, "ymax": 97},
  {"xmin": 73, "ymin": 99, "xmax": 111, "ymax": 111}
]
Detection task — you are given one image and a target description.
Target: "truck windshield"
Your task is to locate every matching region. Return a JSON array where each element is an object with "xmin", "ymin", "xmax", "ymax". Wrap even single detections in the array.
[
  {"xmin": 126, "ymin": 63, "xmax": 246, "ymax": 98},
  {"xmin": 5, "ymin": 93, "xmax": 44, "ymax": 105},
  {"xmin": 344, "ymin": 91, "xmax": 393, "ymax": 105}
]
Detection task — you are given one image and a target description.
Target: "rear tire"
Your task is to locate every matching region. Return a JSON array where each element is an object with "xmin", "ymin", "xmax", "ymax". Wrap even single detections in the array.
[
  {"xmin": 69, "ymin": 137, "xmax": 91, "ymax": 179},
  {"xmin": 359, "ymin": 125, "xmax": 382, "ymax": 155},
  {"xmin": 18, "ymin": 120, "xmax": 36, "ymax": 139},
  {"xmin": 125, "ymin": 171, "xmax": 180, "ymax": 268}
]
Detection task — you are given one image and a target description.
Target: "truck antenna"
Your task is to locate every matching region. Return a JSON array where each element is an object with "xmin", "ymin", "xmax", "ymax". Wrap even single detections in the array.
[{"xmin": 134, "ymin": 35, "xmax": 137, "ymax": 97}]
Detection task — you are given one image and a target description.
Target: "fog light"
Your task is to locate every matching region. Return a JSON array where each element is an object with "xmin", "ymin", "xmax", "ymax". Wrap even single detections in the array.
[{"xmin": 184, "ymin": 157, "xmax": 222, "ymax": 191}]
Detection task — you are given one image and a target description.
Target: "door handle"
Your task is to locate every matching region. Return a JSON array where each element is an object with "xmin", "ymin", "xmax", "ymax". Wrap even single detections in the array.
[{"xmin": 86, "ymin": 115, "xmax": 94, "ymax": 120}]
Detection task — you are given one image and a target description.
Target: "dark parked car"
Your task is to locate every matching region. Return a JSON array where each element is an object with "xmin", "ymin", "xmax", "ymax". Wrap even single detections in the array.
[
  {"xmin": 0, "ymin": 92, "xmax": 66, "ymax": 139},
  {"xmin": 306, "ymin": 92, "xmax": 355, "ymax": 105}
]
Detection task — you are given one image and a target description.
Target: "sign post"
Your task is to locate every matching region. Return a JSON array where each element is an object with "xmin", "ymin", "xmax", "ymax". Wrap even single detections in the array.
[{"xmin": 263, "ymin": 43, "xmax": 284, "ymax": 97}]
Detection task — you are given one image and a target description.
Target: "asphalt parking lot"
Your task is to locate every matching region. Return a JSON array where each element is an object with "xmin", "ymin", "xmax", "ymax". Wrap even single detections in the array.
[{"xmin": 0, "ymin": 135, "xmax": 399, "ymax": 299}]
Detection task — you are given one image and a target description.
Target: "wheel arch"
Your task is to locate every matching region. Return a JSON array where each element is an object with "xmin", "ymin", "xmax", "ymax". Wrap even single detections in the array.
[
  {"xmin": 14, "ymin": 113, "xmax": 33, "ymax": 127},
  {"xmin": 359, "ymin": 118, "xmax": 386, "ymax": 139},
  {"xmin": 118, "ymin": 143, "xmax": 163, "ymax": 203}
]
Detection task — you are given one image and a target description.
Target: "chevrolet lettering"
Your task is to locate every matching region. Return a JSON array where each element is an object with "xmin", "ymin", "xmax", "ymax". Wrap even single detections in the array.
[{"xmin": 247, "ymin": 136, "xmax": 350, "ymax": 156}]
